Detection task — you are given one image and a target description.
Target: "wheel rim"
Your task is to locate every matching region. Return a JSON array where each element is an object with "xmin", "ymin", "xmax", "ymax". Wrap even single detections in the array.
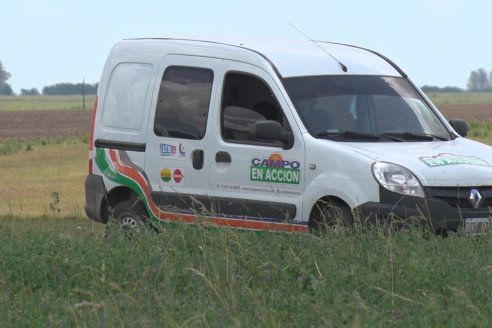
[{"xmin": 120, "ymin": 215, "xmax": 140, "ymax": 229}]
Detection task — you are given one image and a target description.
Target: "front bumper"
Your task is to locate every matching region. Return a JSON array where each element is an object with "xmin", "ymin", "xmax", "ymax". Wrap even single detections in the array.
[{"xmin": 355, "ymin": 186, "xmax": 492, "ymax": 233}]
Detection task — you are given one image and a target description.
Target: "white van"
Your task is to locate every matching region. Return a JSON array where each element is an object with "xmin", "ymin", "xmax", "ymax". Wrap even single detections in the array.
[{"xmin": 85, "ymin": 37, "xmax": 492, "ymax": 235}]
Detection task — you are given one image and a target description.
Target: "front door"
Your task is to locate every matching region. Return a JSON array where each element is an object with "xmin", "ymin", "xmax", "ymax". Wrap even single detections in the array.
[{"xmin": 209, "ymin": 60, "xmax": 305, "ymax": 227}]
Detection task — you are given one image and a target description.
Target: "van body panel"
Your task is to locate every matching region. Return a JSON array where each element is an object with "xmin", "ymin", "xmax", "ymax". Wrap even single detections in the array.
[
  {"xmin": 344, "ymin": 139, "xmax": 492, "ymax": 186},
  {"xmin": 227, "ymin": 38, "xmax": 400, "ymax": 77},
  {"xmin": 301, "ymin": 137, "xmax": 379, "ymax": 219},
  {"xmin": 84, "ymin": 174, "xmax": 107, "ymax": 223},
  {"xmin": 124, "ymin": 37, "xmax": 401, "ymax": 78}
]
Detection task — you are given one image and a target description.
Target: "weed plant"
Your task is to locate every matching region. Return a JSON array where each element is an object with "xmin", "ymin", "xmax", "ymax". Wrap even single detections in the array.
[
  {"xmin": 0, "ymin": 138, "xmax": 26, "ymax": 156},
  {"xmin": 0, "ymin": 215, "xmax": 491, "ymax": 327}
]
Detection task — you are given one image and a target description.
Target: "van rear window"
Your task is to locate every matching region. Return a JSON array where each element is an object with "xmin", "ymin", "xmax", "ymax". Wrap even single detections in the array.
[
  {"xmin": 154, "ymin": 66, "xmax": 213, "ymax": 139},
  {"xmin": 102, "ymin": 63, "xmax": 152, "ymax": 130}
]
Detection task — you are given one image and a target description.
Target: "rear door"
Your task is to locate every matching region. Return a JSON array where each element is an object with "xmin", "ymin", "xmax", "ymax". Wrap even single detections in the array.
[{"xmin": 145, "ymin": 55, "xmax": 221, "ymax": 213}]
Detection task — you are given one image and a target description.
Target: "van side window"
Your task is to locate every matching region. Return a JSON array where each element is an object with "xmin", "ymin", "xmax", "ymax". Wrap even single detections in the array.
[
  {"xmin": 221, "ymin": 72, "xmax": 291, "ymax": 147},
  {"xmin": 102, "ymin": 63, "xmax": 152, "ymax": 130},
  {"xmin": 154, "ymin": 66, "xmax": 213, "ymax": 139}
]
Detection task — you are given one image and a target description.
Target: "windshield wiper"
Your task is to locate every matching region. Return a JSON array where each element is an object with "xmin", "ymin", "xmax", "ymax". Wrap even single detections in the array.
[
  {"xmin": 317, "ymin": 130, "xmax": 380, "ymax": 140},
  {"xmin": 380, "ymin": 132, "xmax": 448, "ymax": 141}
]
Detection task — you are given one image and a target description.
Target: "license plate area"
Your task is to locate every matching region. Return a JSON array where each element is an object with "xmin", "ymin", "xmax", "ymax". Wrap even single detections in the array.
[{"xmin": 464, "ymin": 218, "xmax": 492, "ymax": 235}]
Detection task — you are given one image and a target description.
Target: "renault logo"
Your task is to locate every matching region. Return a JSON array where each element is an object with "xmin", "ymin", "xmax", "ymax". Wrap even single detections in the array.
[{"xmin": 469, "ymin": 189, "xmax": 483, "ymax": 209}]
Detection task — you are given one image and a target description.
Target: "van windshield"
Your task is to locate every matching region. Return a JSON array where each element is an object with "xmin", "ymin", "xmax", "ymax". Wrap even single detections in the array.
[{"xmin": 282, "ymin": 75, "xmax": 452, "ymax": 142}]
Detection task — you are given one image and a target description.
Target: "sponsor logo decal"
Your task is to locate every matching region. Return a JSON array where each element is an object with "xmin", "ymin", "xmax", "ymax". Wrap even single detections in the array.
[
  {"xmin": 250, "ymin": 153, "xmax": 300, "ymax": 184},
  {"xmin": 419, "ymin": 153, "xmax": 490, "ymax": 167},
  {"xmin": 160, "ymin": 168, "xmax": 184, "ymax": 185},
  {"xmin": 160, "ymin": 142, "xmax": 186, "ymax": 159},
  {"xmin": 173, "ymin": 169, "xmax": 183, "ymax": 183},
  {"xmin": 160, "ymin": 168, "xmax": 172, "ymax": 182},
  {"xmin": 178, "ymin": 143, "xmax": 186, "ymax": 157}
]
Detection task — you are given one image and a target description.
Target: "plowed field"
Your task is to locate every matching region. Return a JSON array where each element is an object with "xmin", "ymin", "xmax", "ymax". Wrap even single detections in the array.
[
  {"xmin": 0, "ymin": 109, "xmax": 91, "ymax": 141},
  {"xmin": 0, "ymin": 105, "xmax": 491, "ymax": 141},
  {"xmin": 437, "ymin": 104, "xmax": 492, "ymax": 121}
]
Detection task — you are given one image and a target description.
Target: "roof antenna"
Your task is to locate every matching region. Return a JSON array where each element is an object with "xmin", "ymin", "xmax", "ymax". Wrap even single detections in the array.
[{"xmin": 289, "ymin": 22, "xmax": 348, "ymax": 72}]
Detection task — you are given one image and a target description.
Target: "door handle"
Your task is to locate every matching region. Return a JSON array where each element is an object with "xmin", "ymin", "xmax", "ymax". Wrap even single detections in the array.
[
  {"xmin": 192, "ymin": 149, "xmax": 204, "ymax": 170},
  {"xmin": 215, "ymin": 151, "xmax": 231, "ymax": 163}
]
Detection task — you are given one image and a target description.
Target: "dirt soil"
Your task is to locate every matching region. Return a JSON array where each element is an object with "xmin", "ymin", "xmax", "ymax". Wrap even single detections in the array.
[
  {"xmin": 0, "ymin": 105, "xmax": 490, "ymax": 141},
  {"xmin": 0, "ymin": 109, "xmax": 92, "ymax": 141},
  {"xmin": 437, "ymin": 104, "xmax": 492, "ymax": 122}
]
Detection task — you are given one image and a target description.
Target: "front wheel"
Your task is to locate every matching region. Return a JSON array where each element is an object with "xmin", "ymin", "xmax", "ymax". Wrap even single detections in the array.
[{"xmin": 309, "ymin": 200, "xmax": 354, "ymax": 235}]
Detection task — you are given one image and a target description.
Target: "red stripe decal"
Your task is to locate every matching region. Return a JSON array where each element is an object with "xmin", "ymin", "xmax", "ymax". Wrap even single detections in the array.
[{"xmin": 108, "ymin": 149, "xmax": 309, "ymax": 233}]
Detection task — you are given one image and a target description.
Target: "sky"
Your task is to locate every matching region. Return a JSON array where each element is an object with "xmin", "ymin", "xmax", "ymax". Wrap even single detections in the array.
[{"xmin": 1, "ymin": 0, "xmax": 491, "ymax": 93}]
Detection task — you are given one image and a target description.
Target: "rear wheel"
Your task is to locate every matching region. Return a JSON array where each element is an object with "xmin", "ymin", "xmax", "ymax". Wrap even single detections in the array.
[
  {"xmin": 107, "ymin": 199, "xmax": 152, "ymax": 238},
  {"xmin": 309, "ymin": 200, "xmax": 354, "ymax": 235}
]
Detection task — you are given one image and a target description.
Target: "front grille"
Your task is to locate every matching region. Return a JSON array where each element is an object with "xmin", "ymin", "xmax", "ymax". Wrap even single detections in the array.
[{"xmin": 427, "ymin": 186, "xmax": 492, "ymax": 209}]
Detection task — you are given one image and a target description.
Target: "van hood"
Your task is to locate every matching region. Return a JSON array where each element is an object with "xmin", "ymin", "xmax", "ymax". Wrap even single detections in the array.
[{"xmin": 344, "ymin": 138, "xmax": 492, "ymax": 186}]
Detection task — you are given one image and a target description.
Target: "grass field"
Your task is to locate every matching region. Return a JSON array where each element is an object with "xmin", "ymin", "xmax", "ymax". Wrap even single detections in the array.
[
  {"xmin": 0, "ymin": 141, "xmax": 87, "ymax": 217},
  {"xmin": 0, "ymin": 216, "xmax": 491, "ymax": 326},
  {"xmin": 0, "ymin": 95, "xmax": 96, "ymax": 111},
  {"xmin": 428, "ymin": 92, "xmax": 492, "ymax": 106}
]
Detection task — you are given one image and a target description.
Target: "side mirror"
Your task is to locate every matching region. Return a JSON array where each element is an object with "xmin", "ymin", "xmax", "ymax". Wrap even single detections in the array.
[
  {"xmin": 449, "ymin": 119, "xmax": 468, "ymax": 137},
  {"xmin": 254, "ymin": 120, "xmax": 293, "ymax": 148}
]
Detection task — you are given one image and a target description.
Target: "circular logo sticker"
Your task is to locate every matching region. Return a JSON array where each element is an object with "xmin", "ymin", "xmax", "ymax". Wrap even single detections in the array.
[
  {"xmin": 173, "ymin": 169, "xmax": 183, "ymax": 183},
  {"xmin": 160, "ymin": 168, "xmax": 172, "ymax": 182}
]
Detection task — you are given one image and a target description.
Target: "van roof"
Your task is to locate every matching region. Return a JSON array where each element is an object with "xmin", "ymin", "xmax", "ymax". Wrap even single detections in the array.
[{"xmin": 121, "ymin": 37, "xmax": 404, "ymax": 78}]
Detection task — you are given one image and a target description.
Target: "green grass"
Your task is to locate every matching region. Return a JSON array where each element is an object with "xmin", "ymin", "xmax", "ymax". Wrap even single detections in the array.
[
  {"xmin": 0, "ymin": 95, "xmax": 96, "ymax": 111},
  {"xmin": 0, "ymin": 216, "xmax": 491, "ymax": 326},
  {"xmin": 0, "ymin": 135, "xmax": 89, "ymax": 156},
  {"xmin": 427, "ymin": 92, "xmax": 492, "ymax": 106},
  {"xmin": 468, "ymin": 121, "xmax": 492, "ymax": 143},
  {"xmin": 0, "ymin": 138, "xmax": 25, "ymax": 156}
]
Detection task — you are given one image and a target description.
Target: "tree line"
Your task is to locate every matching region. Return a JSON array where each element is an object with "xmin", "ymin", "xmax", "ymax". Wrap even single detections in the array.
[
  {"xmin": 0, "ymin": 60, "xmax": 97, "ymax": 96},
  {"xmin": 423, "ymin": 68, "xmax": 492, "ymax": 93},
  {"xmin": 1, "ymin": 59, "xmax": 492, "ymax": 95}
]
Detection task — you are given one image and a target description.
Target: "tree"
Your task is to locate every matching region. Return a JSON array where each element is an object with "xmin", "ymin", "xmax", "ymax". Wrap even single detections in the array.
[
  {"xmin": 0, "ymin": 60, "xmax": 13, "ymax": 95},
  {"xmin": 42, "ymin": 82, "xmax": 97, "ymax": 95},
  {"xmin": 421, "ymin": 85, "xmax": 463, "ymax": 93},
  {"xmin": 467, "ymin": 68, "xmax": 490, "ymax": 91},
  {"xmin": 20, "ymin": 88, "xmax": 40, "ymax": 96}
]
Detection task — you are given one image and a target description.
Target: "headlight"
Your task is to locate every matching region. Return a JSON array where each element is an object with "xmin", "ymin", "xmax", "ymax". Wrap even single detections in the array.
[{"xmin": 372, "ymin": 162, "xmax": 425, "ymax": 198}]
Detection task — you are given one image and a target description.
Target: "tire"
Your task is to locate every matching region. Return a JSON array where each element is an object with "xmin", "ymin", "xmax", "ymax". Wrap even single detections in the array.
[
  {"xmin": 108, "ymin": 199, "xmax": 151, "ymax": 238},
  {"xmin": 309, "ymin": 200, "xmax": 354, "ymax": 235}
]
